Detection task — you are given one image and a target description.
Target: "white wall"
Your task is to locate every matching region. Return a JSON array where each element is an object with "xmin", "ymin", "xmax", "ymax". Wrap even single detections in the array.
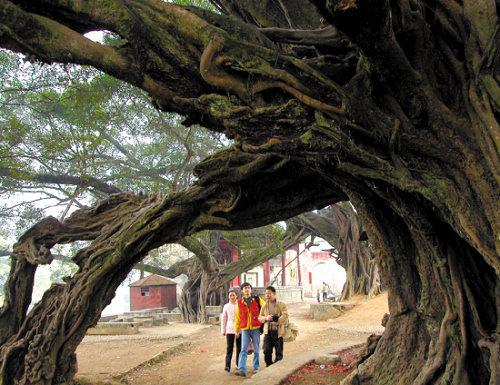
[{"xmin": 299, "ymin": 237, "xmax": 346, "ymax": 297}]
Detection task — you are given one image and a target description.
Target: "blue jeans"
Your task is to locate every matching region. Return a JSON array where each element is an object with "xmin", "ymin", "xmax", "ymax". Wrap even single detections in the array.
[{"xmin": 237, "ymin": 328, "xmax": 260, "ymax": 373}]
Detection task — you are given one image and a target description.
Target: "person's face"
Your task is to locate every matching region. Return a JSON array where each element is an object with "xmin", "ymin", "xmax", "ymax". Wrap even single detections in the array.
[
  {"xmin": 229, "ymin": 292, "xmax": 237, "ymax": 303},
  {"xmin": 265, "ymin": 289, "xmax": 276, "ymax": 301},
  {"xmin": 242, "ymin": 285, "xmax": 252, "ymax": 297}
]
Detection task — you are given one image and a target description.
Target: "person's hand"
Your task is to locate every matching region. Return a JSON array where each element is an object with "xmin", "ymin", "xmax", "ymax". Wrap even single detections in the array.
[
  {"xmin": 266, "ymin": 315, "xmax": 273, "ymax": 322},
  {"xmin": 236, "ymin": 332, "xmax": 240, "ymax": 338}
]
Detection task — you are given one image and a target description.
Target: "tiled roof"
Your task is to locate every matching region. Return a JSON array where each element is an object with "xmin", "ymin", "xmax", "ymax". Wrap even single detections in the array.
[{"xmin": 129, "ymin": 274, "xmax": 177, "ymax": 287}]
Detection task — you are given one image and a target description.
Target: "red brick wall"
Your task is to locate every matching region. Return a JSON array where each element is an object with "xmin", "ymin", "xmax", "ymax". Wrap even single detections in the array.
[
  {"xmin": 130, "ymin": 286, "xmax": 162, "ymax": 311},
  {"xmin": 160, "ymin": 285, "xmax": 177, "ymax": 309},
  {"xmin": 130, "ymin": 285, "xmax": 177, "ymax": 311}
]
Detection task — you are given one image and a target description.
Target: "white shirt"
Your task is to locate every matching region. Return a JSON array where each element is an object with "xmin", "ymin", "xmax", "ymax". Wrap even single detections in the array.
[{"xmin": 221, "ymin": 301, "xmax": 237, "ymax": 334}]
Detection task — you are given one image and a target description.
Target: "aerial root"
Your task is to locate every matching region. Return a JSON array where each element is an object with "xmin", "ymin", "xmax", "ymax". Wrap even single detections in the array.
[{"xmin": 200, "ymin": 35, "xmax": 346, "ymax": 115}]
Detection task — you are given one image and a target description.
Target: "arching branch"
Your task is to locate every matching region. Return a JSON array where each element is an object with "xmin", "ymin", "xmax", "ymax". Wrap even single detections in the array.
[{"xmin": 0, "ymin": 167, "xmax": 122, "ymax": 195}]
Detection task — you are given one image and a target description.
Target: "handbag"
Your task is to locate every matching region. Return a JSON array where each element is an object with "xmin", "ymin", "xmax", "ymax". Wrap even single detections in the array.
[{"xmin": 283, "ymin": 321, "xmax": 299, "ymax": 342}]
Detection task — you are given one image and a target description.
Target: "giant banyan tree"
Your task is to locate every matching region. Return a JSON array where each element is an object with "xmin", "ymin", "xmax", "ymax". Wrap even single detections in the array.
[{"xmin": 0, "ymin": 1, "xmax": 498, "ymax": 384}]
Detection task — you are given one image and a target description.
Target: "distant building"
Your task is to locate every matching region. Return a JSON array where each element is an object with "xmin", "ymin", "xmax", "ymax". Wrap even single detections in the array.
[
  {"xmin": 129, "ymin": 274, "xmax": 177, "ymax": 311},
  {"xmin": 230, "ymin": 237, "xmax": 346, "ymax": 298}
]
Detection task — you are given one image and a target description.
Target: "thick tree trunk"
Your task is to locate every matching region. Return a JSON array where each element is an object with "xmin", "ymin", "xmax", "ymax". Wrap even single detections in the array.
[
  {"xmin": 0, "ymin": 259, "xmax": 36, "ymax": 347},
  {"xmin": 339, "ymin": 242, "xmax": 380, "ymax": 301},
  {"xmin": 343, "ymin": 189, "xmax": 498, "ymax": 385},
  {"xmin": 0, "ymin": 1, "xmax": 497, "ymax": 384},
  {"xmin": 178, "ymin": 270, "xmax": 224, "ymax": 323},
  {"xmin": 178, "ymin": 274, "xmax": 201, "ymax": 323}
]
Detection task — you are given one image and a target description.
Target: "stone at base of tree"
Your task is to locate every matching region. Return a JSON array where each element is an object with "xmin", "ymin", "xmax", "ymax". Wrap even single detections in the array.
[
  {"xmin": 350, "ymin": 334, "xmax": 382, "ymax": 367},
  {"xmin": 133, "ymin": 316, "xmax": 156, "ymax": 327},
  {"xmin": 340, "ymin": 369, "xmax": 361, "ymax": 385},
  {"xmin": 208, "ymin": 316, "xmax": 220, "ymax": 325},
  {"xmin": 310, "ymin": 303, "xmax": 355, "ymax": 320},
  {"xmin": 316, "ymin": 354, "xmax": 342, "ymax": 365},
  {"xmin": 163, "ymin": 313, "xmax": 183, "ymax": 322}
]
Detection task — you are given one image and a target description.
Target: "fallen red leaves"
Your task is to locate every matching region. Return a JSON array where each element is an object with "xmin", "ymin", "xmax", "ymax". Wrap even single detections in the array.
[{"xmin": 281, "ymin": 347, "xmax": 360, "ymax": 385}]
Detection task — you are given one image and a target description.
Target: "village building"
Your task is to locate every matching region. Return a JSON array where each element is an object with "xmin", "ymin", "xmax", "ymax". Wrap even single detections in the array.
[
  {"xmin": 129, "ymin": 274, "xmax": 178, "ymax": 311},
  {"xmin": 227, "ymin": 236, "xmax": 346, "ymax": 299}
]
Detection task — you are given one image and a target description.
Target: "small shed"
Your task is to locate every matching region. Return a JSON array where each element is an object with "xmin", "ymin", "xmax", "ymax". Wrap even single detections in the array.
[{"xmin": 129, "ymin": 274, "xmax": 177, "ymax": 311}]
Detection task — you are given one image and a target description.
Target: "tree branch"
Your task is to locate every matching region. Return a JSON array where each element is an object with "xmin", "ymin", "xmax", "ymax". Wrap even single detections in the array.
[
  {"xmin": 178, "ymin": 236, "xmax": 215, "ymax": 273},
  {"xmin": 0, "ymin": 167, "xmax": 122, "ymax": 195}
]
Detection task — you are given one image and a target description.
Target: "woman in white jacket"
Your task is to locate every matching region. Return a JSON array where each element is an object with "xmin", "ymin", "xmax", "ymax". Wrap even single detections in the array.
[{"xmin": 221, "ymin": 289, "xmax": 241, "ymax": 372}]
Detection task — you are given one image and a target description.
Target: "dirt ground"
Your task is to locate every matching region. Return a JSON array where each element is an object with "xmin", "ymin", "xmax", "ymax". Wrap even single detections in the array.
[
  {"xmin": 76, "ymin": 292, "xmax": 388, "ymax": 385},
  {"xmin": 76, "ymin": 323, "xmax": 211, "ymax": 381}
]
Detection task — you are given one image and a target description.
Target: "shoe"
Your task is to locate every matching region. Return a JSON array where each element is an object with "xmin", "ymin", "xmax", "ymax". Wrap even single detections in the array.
[
  {"xmin": 235, "ymin": 371, "xmax": 246, "ymax": 377},
  {"xmin": 225, "ymin": 367, "xmax": 230, "ymax": 372},
  {"xmin": 253, "ymin": 368, "xmax": 259, "ymax": 373}
]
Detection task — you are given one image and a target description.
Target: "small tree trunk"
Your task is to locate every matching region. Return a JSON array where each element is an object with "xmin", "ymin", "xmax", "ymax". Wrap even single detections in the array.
[
  {"xmin": 179, "ymin": 269, "xmax": 223, "ymax": 323},
  {"xmin": 179, "ymin": 275, "xmax": 201, "ymax": 323},
  {"xmin": 0, "ymin": 259, "xmax": 37, "ymax": 346},
  {"xmin": 329, "ymin": 205, "xmax": 382, "ymax": 300}
]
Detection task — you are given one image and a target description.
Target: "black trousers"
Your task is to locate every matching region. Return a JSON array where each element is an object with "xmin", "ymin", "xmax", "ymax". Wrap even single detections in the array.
[
  {"xmin": 263, "ymin": 330, "xmax": 284, "ymax": 366},
  {"xmin": 225, "ymin": 333, "xmax": 241, "ymax": 370}
]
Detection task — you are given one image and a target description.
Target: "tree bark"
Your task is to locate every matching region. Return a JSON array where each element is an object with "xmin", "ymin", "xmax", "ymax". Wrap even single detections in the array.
[
  {"xmin": 0, "ymin": 1, "xmax": 498, "ymax": 384},
  {"xmin": 330, "ymin": 204, "xmax": 381, "ymax": 300}
]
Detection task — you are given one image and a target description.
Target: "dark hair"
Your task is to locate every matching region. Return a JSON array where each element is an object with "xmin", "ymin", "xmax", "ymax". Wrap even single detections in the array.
[
  {"xmin": 240, "ymin": 282, "xmax": 252, "ymax": 290},
  {"xmin": 228, "ymin": 288, "xmax": 237, "ymax": 294},
  {"xmin": 265, "ymin": 286, "xmax": 276, "ymax": 293}
]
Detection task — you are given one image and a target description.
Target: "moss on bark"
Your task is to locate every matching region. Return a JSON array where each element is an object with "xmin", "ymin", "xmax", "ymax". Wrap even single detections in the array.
[{"xmin": 0, "ymin": 1, "xmax": 498, "ymax": 384}]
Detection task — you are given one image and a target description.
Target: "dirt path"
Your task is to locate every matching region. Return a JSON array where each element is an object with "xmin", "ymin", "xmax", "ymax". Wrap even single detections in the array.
[
  {"xmin": 116, "ymin": 293, "xmax": 388, "ymax": 385},
  {"xmin": 76, "ymin": 323, "xmax": 211, "ymax": 382}
]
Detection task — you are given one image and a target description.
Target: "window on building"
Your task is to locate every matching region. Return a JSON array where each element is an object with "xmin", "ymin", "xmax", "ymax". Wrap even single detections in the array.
[{"xmin": 141, "ymin": 287, "xmax": 150, "ymax": 296}]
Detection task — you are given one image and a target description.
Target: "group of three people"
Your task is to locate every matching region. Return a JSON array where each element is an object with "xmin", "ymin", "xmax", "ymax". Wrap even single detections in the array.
[{"xmin": 220, "ymin": 282, "xmax": 289, "ymax": 377}]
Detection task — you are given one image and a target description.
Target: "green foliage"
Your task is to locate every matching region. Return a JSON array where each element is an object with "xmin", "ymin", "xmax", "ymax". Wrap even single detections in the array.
[
  {"xmin": 222, "ymin": 224, "xmax": 286, "ymax": 253},
  {"xmin": 0, "ymin": 49, "xmax": 228, "ymax": 285},
  {"xmin": 14, "ymin": 204, "xmax": 45, "ymax": 237},
  {"xmin": 0, "ymin": 50, "xmax": 224, "ymax": 229}
]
